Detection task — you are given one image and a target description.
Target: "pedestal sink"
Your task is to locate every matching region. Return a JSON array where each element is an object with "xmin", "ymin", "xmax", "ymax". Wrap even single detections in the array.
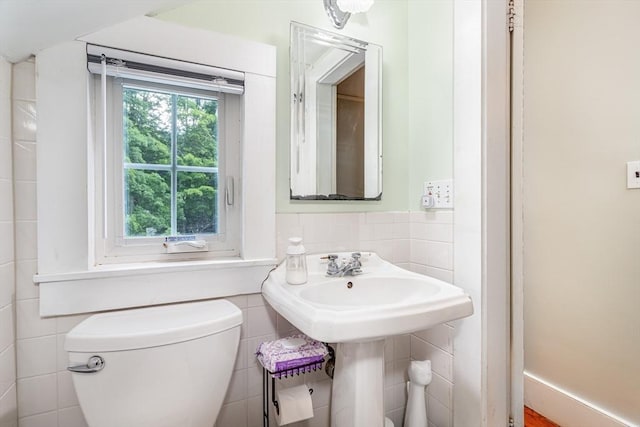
[{"xmin": 261, "ymin": 252, "xmax": 473, "ymax": 427}]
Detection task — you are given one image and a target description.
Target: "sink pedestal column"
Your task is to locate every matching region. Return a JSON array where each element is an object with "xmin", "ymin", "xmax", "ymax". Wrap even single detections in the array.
[{"xmin": 330, "ymin": 340, "xmax": 385, "ymax": 427}]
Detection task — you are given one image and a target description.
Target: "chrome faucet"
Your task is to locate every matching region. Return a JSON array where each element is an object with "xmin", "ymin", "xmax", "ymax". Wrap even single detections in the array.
[{"xmin": 326, "ymin": 253, "xmax": 363, "ymax": 277}]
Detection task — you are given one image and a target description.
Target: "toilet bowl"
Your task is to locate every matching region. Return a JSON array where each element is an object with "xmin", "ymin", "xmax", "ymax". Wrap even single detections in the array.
[{"xmin": 65, "ymin": 299, "xmax": 242, "ymax": 427}]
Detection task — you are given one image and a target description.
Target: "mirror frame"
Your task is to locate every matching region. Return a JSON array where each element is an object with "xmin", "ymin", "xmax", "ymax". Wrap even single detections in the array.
[{"xmin": 289, "ymin": 22, "xmax": 382, "ymax": 201}]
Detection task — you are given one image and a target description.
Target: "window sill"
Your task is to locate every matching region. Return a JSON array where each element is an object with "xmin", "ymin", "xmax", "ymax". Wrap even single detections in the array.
[{"xmin": 36, "ymin": 257, "xmax": 278, "ymax": 317}]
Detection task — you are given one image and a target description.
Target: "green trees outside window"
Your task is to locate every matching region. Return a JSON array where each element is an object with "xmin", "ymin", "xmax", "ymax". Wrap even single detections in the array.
[{"xmin": 122, "ymin": 86, "xmax": 219, "ymax": 237}]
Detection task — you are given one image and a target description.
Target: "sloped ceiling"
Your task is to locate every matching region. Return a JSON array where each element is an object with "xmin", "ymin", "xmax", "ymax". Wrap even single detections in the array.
[{"xmin": 0, "ymin": 0, "xmax": 194, "ymax": 62}]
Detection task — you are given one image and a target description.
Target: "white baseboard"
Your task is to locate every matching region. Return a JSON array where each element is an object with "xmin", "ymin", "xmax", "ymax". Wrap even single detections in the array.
[{"xmin": 524, "ymin": 371, "xmax": 636, "ymax": 427}]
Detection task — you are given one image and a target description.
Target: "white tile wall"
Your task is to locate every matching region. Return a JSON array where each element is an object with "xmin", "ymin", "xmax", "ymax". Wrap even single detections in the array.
[
  {"xmin": 0, "ymin": 56, "xmax": 18, "ymax": 427},
  {"xmin": 8, "ymin": 56, "xmax": 457, "ymax": 427},
  {"xmin": 409, "ymin": 210, "xmax": 455, "ymax": 427}
]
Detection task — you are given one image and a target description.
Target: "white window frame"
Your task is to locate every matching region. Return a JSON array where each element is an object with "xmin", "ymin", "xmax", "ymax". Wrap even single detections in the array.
[
  {"xmin": 93, "ymin": 75, "xmax": 243, "ymax": 264},
  {"xmin": 36, "ymin": 17, "xmax": 276, "ymax": 316}
]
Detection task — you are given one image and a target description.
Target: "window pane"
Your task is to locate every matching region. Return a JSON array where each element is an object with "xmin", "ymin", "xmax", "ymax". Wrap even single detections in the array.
[
  {"xmin": 123, "ymin": 87, "xmax": 172, "ymax": 165},
  {"xmin": 124, "ymin": 169, "xmax": 171, "ymax": 237},
  {"xmin": 177, "ymin": 171, "xmax": 217, "ymax": 234},
  {"xmin": 177, "ymin": 95, "xmax": 217, "ymax": 167}
]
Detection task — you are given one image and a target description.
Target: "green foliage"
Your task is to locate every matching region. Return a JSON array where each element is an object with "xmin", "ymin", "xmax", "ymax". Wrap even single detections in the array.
[{"xmin": 122, "ymin": 86, "xmax": 219, "ymax": 237}]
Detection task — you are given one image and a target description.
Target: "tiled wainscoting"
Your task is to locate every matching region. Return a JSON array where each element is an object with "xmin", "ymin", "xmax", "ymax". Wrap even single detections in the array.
[
  {"xmin": 1, "ymin": 58, "xmax": 18, "ymax": 427},
  {"xmin": 9, "ymin": 58, "xmax": 456, "ymax": 427}
]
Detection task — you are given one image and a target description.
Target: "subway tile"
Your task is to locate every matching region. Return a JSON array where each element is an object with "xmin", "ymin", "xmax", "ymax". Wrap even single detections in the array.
[
  {"xmin": 0, "ymin": 383, "xmax": 18, "ymax": 427},
  {"xmin": 226, "ymin": 294, "xmax": 248, "ymax": 310},
  {"xmin": 365, "ymin": 212, "xmax": 395, "ymax": 224},
  {"xmin": 393, "ymin": 211, "xmax": 410, "ymax": 223},
  {"xmin": 12, "ymin": 100, "xmax": 37, "ymax": 141},
  {"xmin": 276, "ymin": 314, "xmax": 297, "ymax": 336},
  {"xmin": 307, "ymin": 405, "xmax": 330, "ymax": 427},
  {"xmin": 0, "ymin": 262, "xmax": 14, "ymax": 308},
  {"xmin": 425, "ymin": 241, "xmax": 453, "ymax": 270},
  {"xmin": 373, "ymin": 223, "xmax": 394, "ymax": 240},
  {"xmin": 13, "ymin": 181, "xmax": 36, "ymax": 221},
  {"xmin": 55, "ymin": 314, "xmax": 89, "ymax": 334},
  {"xmin": 394, "ymin": 335, "xmax": 410, "ymax": 360},
  {"xmin": 246, "ymin": 395, "xmax": 263, "ymax": 427},
  {"xmin": 246, "ymin": 363, "xmax": 264, "ymax": 398},
  {"xmin": 235, "ymin": 339, "xmax": 248, "ymax": 371},
  {"xmin": 0, "ymin": 305, "xmax": 14, "ymax": 351},
  {"xmin": 17, "ymin": 411, "xmax": 57, "ymax": 427},
  {"xmin": 0, "ymin": 140, "xmax": 12, "ymax": 181},
  {"xmin": 427, "ymin": 372, "xmax": 453, "ymax": 410},
  {"xmin": 410, "ymin": 239, "xmax": 428, "ymax": 265},
  {"xmin": 395, "ymin": 262, "xmax": 411, "ymax": 270},
  {"xmin": 247, "ymin": 305, "xmax": 277, "ymax": 338},
  {"xmin": 12, "ymin": 141, "xmax": 36, "ymax": 182},
  {"xmin": 14, "ymin": 221, "xmax": 37, "ymax": 261},
  {"xmin": 413, "ymin": 324, "xmax": 453, "ymax": 354},
  {"xmin": 247, "ymin": 333, "xmax": 276, "ymax": 369},
  {"xmin": 392, "ymin": 222, "xmax": 410, "ymax": 239},
  {"xmin": 16, "ymin": 335, "xmax": 57, "ymax": 378},
  {"xmin": 425, "ymin": 223, "xmax": 454, "ymax": 243},
  {"xmin": 16, "ymin": 299, "xmax": 56, "ymax": 339},
  {"xmin": 56, "ymin": 370, "xmax": 79, "ymax": 409},
  {"xmin": 410, "ymin": 336, "xmax": 452, "ymax": 381},
  {"xmin": 216, "ymin": 399, "xmax": 248, "ymax": 427},
  {"xmin": 391, "ymin": 239, "xmax": 410, "ymax": 264},
  {"xmin": 428, "ymin": 394, "xmax": 452, "ymax": 427},
  {"xmin": 0, "ymin": 223, "xmax": 15, "ymax": 265},
  {"xmin": 57, "ymin": 405, "xmax": 88, "ymax": 427},
  {"xmin": 387, "ymin": 408, "xmax": 404, "ymax": 427},
  {"xmin": 15, "ymin": 259, "xmax": 38, "ymax": 300},
  {"xmin": 299, "ymin": 214, "xmax": 358, "ymax": 245},
  {"xmin": 0, "ymin": 345, "xmax": 16, "ymax": 397},
  {"xmin": 12, "ymin": 60, "xmax": 36, "ymax": 101},
  {"xmin": 247, "ymin": 294, "xmax": 266, "ymax": 307},
  {"xmin": 224, "ymin": 368, "xmax": 248, "ymax": 403},
  {"xmin": 17, "ymin": 373, "xmax": 57, "ymax": 417},
  {"xmin": 410, "ymin": 210, "xmax": 453, "ymax": 225},
  {"xmin": 421, "ymin": 266, "xmax": 454, "ymax": 283},
  {"xmin": 57, "ymin": 334, "xmax": 69, "ymax": 372},
  {"xmin": 0, "ymin": 181, "xmax": 13, "ymax": 222}
]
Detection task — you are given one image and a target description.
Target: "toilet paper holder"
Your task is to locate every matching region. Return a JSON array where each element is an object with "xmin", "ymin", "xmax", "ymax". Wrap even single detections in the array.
[
  {"xmin": 262, "ymin": 361, "xmax": 320, "ymax": 427},
  {"xmin": 271, "ymin": 381, "xmax": 313, "ymax": 416}
]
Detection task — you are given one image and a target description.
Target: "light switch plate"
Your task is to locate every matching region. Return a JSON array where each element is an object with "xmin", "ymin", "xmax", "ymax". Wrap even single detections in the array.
[
  {"xmin": 627, "ymin": 161, "xmax": 640, "ymax": 189},
  {"xmin": 423, "ymin": 179, "xmax": 454, "ymax": 209}
]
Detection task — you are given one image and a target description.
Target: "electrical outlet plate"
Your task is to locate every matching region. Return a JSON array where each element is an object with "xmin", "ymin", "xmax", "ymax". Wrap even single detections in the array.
[
  {"xmin": 423, "ymin": 179, "xmax": 453, "ymax": 209},
  {"xmin": 627, "ymin": 161, "xmax": 640, "ymax": 189}
]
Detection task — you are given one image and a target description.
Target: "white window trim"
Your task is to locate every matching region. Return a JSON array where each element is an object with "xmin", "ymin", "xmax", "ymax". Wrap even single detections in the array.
[
  {"xmin": 35, "ymin": 17, "xmax": 276, "ymax": 316},
  {"xmin": 93, "ymin": 76, "xmax": 243, "ymax": 264}
]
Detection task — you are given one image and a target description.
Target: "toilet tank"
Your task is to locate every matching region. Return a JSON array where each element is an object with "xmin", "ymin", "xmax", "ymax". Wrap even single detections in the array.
[{"xmin": 65, "ymin": 299, "xmax": 242, "ymax": 427}]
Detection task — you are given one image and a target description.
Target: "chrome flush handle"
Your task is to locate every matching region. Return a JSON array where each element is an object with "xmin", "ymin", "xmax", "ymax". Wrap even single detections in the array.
[{"xmin": 68, "ymin": 355, "xmax": 105, "ymax": 374}]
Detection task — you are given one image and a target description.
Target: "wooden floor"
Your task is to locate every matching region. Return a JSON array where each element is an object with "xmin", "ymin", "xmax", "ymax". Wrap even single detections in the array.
[{"xmin": 525, "ymin": 406, "xmax": 561, "ymax": 427}]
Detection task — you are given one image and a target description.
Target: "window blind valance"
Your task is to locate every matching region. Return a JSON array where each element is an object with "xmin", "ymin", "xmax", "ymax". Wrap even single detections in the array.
[{"xmin": 86, "ymin": 44, "xmax": 245, "ymax": 95}]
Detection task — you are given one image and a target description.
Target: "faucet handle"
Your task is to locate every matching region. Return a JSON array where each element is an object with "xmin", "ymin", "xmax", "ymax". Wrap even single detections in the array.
[
  {"xmin": 327, "ymin": 254, "xmax": 338, "ymax": 261},
  {"xmin": 351, "ymin": 252, "xmax": 361, "ymax": 260}
]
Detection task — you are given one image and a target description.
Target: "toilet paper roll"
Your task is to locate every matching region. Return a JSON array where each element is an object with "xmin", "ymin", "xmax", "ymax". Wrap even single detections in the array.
[{"xmin": 275, "ymin": 384, "xmax": 314, "ymax": 426}]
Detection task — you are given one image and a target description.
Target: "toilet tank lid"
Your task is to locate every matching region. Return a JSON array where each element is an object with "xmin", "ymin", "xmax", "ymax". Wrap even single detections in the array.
[{"xmin": 65, "ymin": 299, "xmax": 242, "ymax": 352}]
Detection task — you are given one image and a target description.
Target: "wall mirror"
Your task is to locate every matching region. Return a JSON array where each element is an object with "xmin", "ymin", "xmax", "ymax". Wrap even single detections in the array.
[{"xmin": 290, "ymin": 22, "xmax": 382, "ymax": 200}]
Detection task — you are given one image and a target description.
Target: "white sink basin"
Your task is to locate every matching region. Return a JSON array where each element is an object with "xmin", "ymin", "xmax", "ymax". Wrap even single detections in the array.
[
  {"xmin": 262, "ymin": 252, "xmax": 473, "ymax": 343},
  {"xmin": 262, "ymin": 252, "xmax": 473, "ymax": 427},
  {"xmin": 299, "ymin": 276, "xmax": 440, "ymax": 307}
]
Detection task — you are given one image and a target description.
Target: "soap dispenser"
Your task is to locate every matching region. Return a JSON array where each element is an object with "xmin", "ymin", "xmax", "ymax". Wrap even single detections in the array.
[{"xmin": 285, "ymin": 237, "xmax": 307, "ymax": 285}]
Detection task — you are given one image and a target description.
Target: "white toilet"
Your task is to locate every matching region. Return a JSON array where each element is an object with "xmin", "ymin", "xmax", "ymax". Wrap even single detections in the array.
[{"xmin": 65, "ymin": 299, "xmax": 242, "ymax": 427}]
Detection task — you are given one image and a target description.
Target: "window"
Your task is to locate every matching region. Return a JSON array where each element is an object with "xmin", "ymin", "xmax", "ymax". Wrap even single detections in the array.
[
  {"xmin": 122, "ymin": 84, "xmax": 221, "ymax": 237},
  {"xmin": 89, "ymin": 46, "xmax": 243, "ymax": 264}
]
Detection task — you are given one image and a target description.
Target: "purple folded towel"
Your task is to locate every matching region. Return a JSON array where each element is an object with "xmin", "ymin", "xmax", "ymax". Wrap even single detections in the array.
[{"xmin": 256, "ymin": 334, "xmax": 328, "ymax": 377}]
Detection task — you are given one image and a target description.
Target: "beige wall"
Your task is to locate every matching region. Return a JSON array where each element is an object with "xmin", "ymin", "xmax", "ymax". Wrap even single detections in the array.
[{"xmin": 523, "ymin": 0, "xmax": 640, "ymax": 423}]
